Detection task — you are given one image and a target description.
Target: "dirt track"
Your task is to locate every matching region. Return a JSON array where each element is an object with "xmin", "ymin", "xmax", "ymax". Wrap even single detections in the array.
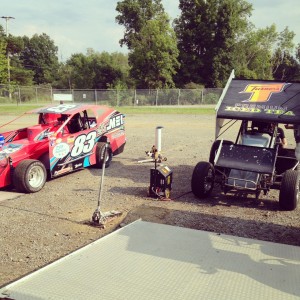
[{"xmin": 0, "ymin": 113, "xmax": 300, "ymax": 287}]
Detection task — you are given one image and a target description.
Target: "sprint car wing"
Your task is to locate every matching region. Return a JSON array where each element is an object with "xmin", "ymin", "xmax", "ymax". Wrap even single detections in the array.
[{"xmin": 216, "ymin": 77, "xmax": 300, "ymax": 125}]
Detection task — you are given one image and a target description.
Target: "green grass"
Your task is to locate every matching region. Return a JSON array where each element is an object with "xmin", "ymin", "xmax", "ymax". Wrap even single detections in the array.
[
  {"xmin": 119, "ymin": 106, "xmax": 215, "ymax": 114},
  {"xmin": 0, "ymin": 104, "xmax": 215, "ymax": 115},
  {"xmin": 0, "ymin": 104, "xmax": 41, "ymax": 114}
]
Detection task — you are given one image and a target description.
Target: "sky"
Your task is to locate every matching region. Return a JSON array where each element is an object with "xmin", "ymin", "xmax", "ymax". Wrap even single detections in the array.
[{"xmin": 1, "ymin": 0, "xmax": 300, "ymax": 61}]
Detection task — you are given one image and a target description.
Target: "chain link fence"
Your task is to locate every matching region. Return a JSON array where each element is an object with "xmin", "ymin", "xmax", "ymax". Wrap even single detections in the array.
[{"xmin": 0, "ymin": 84, "xmax": 222, "ymax": 106}]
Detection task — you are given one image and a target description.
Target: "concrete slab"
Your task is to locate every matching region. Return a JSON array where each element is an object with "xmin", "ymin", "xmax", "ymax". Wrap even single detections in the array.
[
  {"xmin": 0, "ymin": 191, "xmax": 22, "ymax": 202},
  {"xmin": 0, "ymin": 220, "xmax": 299, "ymax": 300}
]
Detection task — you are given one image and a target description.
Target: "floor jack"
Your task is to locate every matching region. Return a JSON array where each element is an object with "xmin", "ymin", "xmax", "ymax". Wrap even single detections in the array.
[
  {"xmin": 92, "ymin": 143, "xmax": 122, "ymax": 227},
  {"xmin": 148, "ymin": 148, "xmax": 173, "ymax": 200},
  {"xmin": 143, "ymin": 127, "xmax": 173, "ymax": 200}
]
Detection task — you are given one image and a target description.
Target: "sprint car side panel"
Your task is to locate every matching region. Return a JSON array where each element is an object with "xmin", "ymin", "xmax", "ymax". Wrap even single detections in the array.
[{"xmin": 215, "ymin": 144, "xmax": 277, "ymax": 174}]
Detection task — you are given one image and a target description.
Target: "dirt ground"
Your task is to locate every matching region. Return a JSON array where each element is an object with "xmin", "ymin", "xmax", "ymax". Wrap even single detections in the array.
[{"xmin": 0, "ymin": 113, "xmax": 300, "ymax": 287}]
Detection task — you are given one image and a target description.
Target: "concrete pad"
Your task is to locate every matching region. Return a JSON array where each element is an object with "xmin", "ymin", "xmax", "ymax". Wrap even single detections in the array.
[{"xmin": 0, "ymin": 220, "xmax": 299, "ymax": 299}]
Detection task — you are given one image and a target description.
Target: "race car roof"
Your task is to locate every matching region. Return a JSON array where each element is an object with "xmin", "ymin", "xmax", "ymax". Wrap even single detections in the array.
[
  {"xmin": 27, "ymin": 104, "xmax": 113, "ymax": 116},
  {"xmin": 216, "ymin": 78, "xmax": 300, "ymax": 124}
]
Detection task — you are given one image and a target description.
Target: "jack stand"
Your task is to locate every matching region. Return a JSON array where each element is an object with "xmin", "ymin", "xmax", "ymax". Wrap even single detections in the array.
[
  {"xmin": 91, "ymin": 142, "xmax": 122, "ymax": 227},
  {"xmin": 92, "ymin": 209, "xmax": 122, "ymax": 228}
]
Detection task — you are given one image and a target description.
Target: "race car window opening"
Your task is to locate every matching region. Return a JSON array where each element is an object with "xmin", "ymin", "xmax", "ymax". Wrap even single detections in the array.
[
  {"xmin": 85, "ymin": 109, "xmax": 97, "ymax": 128},
  {"xmin": 238, "ymin": 120, "xmax": 277, "ymax": 148},
  {"xmin": 67, "ymin": 113, "xmax": 84, "ymax": 134},
  {"xmin": 217, "ymin": 119, "xmax": 238, "ymax": 139}
]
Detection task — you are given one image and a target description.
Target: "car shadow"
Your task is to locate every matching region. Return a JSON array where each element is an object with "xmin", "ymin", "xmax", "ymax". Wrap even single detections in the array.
[{"xmin": 86, "ymin": 158, "xmax": 283, "ymax": 211}]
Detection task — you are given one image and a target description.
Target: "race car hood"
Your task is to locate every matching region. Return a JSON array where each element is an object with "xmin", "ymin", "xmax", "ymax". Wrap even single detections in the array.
[{"xmin": 216, "ymin": 74, "xmax": 300, "ymax": 125}]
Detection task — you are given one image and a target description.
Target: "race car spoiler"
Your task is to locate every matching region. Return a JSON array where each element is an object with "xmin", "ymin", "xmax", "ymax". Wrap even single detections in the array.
[
  {"xmin": 214, "ymin": 71, "xmax": 300, "ymax": 139},
  {"xmin": 215, "ymin": 143, "xmax": 277, "ymax": 174}
]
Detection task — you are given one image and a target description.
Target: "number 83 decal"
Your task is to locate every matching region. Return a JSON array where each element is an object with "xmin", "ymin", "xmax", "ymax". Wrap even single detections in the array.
[{"xmin": 71, "ymin": 131, "xmax": 97, "ymax": 157}]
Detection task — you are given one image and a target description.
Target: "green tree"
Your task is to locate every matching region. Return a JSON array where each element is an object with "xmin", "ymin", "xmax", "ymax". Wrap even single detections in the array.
[
  {"xmin": 233, "ymin": 24, "xmax": 300, "ymax": 81},
  {"xmin": 65, "ymin": 53, "xmax": 94, "ymax": 88},
  {"xmin": 174, "ymin": 0, "xmax": 252, "ymax": 87},
  {"xmin": 20, "ymin": 33, "xmax": 59, "ymax": 84},
  {"xmin": 116, "ymin": 0, "xmax": 179, "ymax": 88},
  {"xmin": 64, "ymin": 51, "xmax": 130, "ymax": 89},
  {"xmin": 116, "ymin": 0, "xmax": 164, "ymax": 49},
  {"xmin": 128, "ymin": 14, "xmax": 179, "ymax": 88},
  {"xmin": 271, "ymin": 27, "xmax": 300, "ymax": 81},
  {"xmin": 233, "ymin": 24, "xmax": 277, "ymax": 80},
  {"xmin": 0, "ymin": 39, "xmax": 7, "ymax": 84}
]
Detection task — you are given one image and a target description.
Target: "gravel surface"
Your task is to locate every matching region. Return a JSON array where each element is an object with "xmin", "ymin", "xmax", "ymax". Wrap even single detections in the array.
[{"xmin": 0, "ymin": 113, "xmax": 300, "ymax": 287}]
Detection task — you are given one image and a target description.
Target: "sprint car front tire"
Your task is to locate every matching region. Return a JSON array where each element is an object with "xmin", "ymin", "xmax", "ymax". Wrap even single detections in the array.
[
  {"xmin": 191, "ymin": 161, "xmax": 215, "ymax": 198},
  {"xmin": 96, "ymin": 142, "xmax": 112, "ymax": 168},
  {"xmin": 13, "ymin": 159, "xmax": 47, "ymax": 193},
  {"xmin": 279, "ymin": 170, "xmax": 299, "ymax": 211}
]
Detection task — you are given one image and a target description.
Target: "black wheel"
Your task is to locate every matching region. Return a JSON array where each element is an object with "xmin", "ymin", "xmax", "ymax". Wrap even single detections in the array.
[
  {"xmin": 191, "ymin": 161, "xmax": 215, "ymax": 198},
  {"xmin": 13, "ymin": 159, "xmax": 47, "ymax": 193},
  {"xmin": 209, "ymin": 140, "xmax": 233, "ymax": 165},
  {"xmin": 96, "ymin": 142, "xmax": 112, "ymax": 168},
  {"xmin": 279, "ymin": 170, "xmax": 299, "ymax": 210}
]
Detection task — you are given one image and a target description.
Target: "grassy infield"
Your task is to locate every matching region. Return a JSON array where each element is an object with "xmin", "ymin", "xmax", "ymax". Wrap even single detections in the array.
[{"xmin": 0, "ymin": 105, "xmax": 215, "ymax": 115}]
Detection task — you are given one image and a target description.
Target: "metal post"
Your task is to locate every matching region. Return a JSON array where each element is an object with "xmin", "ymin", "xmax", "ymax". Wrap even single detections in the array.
[
  {"xmin": 1, "ymin": 16, "xmax": 15, "ymax": 99},
  {"xmin": 18, "ymin": 85, "xmax": 21, "ymax": 106},
  {"xmin": 134, "ymin": 89, "xmax": 136, "ymax": 106},
  {"xmin": 95, "ymin": 89, "xmax": 97, "ymax": 104}
]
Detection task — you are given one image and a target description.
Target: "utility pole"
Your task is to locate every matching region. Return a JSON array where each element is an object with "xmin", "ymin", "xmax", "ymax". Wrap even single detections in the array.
[{"xmin": 1, "ymin": 16, "xmax": 15, "ymax": 98}]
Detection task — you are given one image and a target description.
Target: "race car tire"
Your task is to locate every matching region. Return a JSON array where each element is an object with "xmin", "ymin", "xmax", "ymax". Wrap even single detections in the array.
[
  {"xmin": 96, "ymin": 142, "xmax": 112, "ymax": 168},
  {"xmin": 13, "ymin": 159, "xmax": 47, "ymax": 193},
  {"xmin": 209, "ymin": 140, "xmax": 233, "ymax": 165},
  {"xmin": 279, "ymin": 169, "xmax": 299, "ymax": 211},
  {"xmin": 191, "ymin": 161, "xmax": 215, "ymax": 198}
]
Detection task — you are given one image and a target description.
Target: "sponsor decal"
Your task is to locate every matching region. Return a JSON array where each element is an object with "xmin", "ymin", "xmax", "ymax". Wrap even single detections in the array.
[
  {"xmin": 70, "ymin": 131, "xmax": 97, "ymax": 157},
  {"xmin": 53, "ymin": 142, "xmax": 70, "ymax": 158},
  {"xmin": 67, "ymin": 136, "xmax": 75, "ymax": 144},
  {"xmin": 107, "ymin": 114, "xmax": 124, "ymax": 131},
  {"xmin": 54, "ymin": 166, "xmax": 73, "ymax": 176},
  {"xmin": 74, "ymin": 163, "xmax": 83, "ymax": 169},
  {"xmin": 97, "ymin": 123, "xmax": 106, "ymax": 135},
  {"xmin": 224, "ymin": 104, "xmax": 295, "ymax": 116},
  {"xmin": 112, "ymin": 130, "xmax": 125, "ymax": 139},
  {"xmin": 240, "ymin": 83, "xmax": 286, "ymax": 103},
  {"xmin": 46, "ymin": 104, "xmax": 77, "ymax": 113},
  {"xmin": 0, "ymin": 144, "xmax": 23, "ymax": 158}
]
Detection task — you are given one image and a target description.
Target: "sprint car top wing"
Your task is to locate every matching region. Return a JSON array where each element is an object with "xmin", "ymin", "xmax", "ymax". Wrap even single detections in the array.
[{"xmin": 216, "ymin": 76, "xmax": 300, "ymax": 125}]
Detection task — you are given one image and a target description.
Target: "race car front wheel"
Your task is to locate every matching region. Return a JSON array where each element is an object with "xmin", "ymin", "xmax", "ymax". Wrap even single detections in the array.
[
  {"xmin": 191, "ymin": 161, "xmax": 215, "ymax": 198},
  {"xmin": 13, "ymin": 159, "xmax": 47, "ymax": 193},
  {"xmin": 279, "ymin": 169, "xmax": 299, "ymax": 210},
  {"xmin": 96, "ymin": 142, "xmax": 112, "ymax": 168}
]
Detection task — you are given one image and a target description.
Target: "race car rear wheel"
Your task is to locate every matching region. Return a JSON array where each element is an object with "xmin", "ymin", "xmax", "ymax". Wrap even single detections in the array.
[
  {"xmin": 13, "ymin": 159, "xmax": 47, "ymax": 193},
  {"xmin": 191, "ymin": 161, "xmax": 215, "ymax": 198},
  {"xmin": 96, "ymin": 142, "xmax": 112, "ymax": 168},
  {"xmin": 279, "ymin": 169, "xmax": 299, "ymax": 210}
]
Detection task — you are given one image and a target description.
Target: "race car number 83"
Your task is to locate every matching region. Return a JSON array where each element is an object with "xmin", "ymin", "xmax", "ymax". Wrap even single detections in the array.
[{"xmin": 71, "ymin": 131, "xmax": 97, "ymax": 157}]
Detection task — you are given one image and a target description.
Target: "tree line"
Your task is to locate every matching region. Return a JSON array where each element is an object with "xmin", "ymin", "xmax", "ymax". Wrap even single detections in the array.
[{"xmin": 0, "ymin": 0, "xmax": 299, "ymax": 90}]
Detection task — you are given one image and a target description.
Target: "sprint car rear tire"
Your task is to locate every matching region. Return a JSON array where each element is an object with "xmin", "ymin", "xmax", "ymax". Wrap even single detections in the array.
[
  {"xmin": 209, "ymin": 140, "xmax": 233, "ymax": 165},
  {"xmin": 13, "ymin": 159, "xmax": 47, "ymax": 193},
  {"xmin": 96, "ymin": 142, "xmax": 112, "ymax": 168},
  {"xmin": 279, "ymin": 170, "xmax": 299, "ymax": 211},
  {"xmin": 191, "ymin": 161, "xmax": 215, "ymax": 198}
]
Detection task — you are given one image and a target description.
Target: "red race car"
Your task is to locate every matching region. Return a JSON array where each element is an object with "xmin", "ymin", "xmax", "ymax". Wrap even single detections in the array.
[{"xmin": 0, "ymin": 103, "xmax": 126, "ymax": 193}]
